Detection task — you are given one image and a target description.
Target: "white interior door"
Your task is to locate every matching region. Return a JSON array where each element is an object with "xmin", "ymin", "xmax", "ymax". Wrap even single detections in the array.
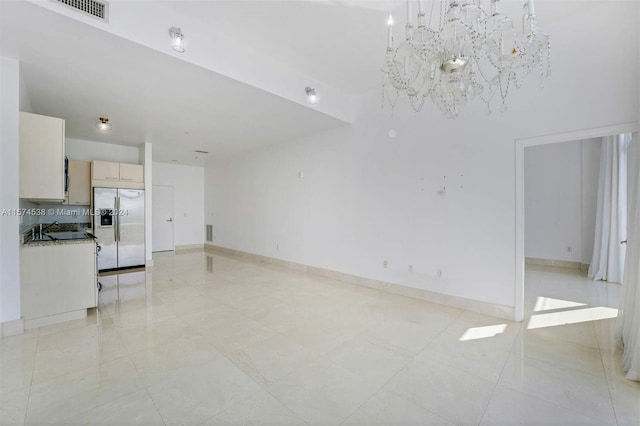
[{"xmin": 152, "ymin": 185, "xmax": 174, "ymax": 252}]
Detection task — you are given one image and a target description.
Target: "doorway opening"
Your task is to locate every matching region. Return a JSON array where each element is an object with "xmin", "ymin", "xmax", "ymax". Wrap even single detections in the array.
[{"xmin": 514, "ymin": 123, "xmax": 637, "ymax": 321}]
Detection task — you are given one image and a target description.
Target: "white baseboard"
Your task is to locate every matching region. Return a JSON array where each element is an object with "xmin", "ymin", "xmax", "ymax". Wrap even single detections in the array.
[
  {"xmin": 526, "ymin": 257, "xmax": 588, "ymax": 272},
  {"xmin": 205, "ymin": 244, "xmax": 515, "ymax": 321},
  {"xmin": 175, "ymin": 244, "xmax": 204, "ymax": 252},
  {"xmin": 24, "ymin": 309, "xmax": 87, "ymax": 330},
  {"xmin": 1, "ymin": 318, "xmax": 24, "ymax": 337}
]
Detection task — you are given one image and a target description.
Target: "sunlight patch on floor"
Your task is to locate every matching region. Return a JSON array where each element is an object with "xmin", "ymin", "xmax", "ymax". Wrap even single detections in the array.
[
  {"xmin": 534, "ymin": 296, "xmax": 587, "ymax": 312},
  {"xmin": 459, "ymin": 324, "xmax": 507, "ymax": 341},
  {"xmin": 527, "ymin": 306, "xmax": 618, "ymax": 329}
]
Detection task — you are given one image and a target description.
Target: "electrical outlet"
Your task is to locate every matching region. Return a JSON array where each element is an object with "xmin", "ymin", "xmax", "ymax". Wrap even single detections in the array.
[
  {"xmin": 383, "ymin": 260, "xmax": 388, "ymax": 269},
  {"xmin": 567, "ymin": 246, "xmax": 572, "ymax": 252},
  {"xmin": 437, "ymin": 269, "xmax": 443, "ymax": 278},
  {"xmin": 408, "ymin": 264, "xmax": 413, "ymax": 272},
  {"xmin": 276, "ymin": 243, "xmax": 279, "ymax": 250}
]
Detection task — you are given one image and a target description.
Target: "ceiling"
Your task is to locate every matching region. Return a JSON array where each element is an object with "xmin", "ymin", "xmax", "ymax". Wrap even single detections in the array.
[
  {"xmin": 161, "ymin": 0, "xmax": 397, "ymax": 96},
  {"xmin": 1, "ymin": 0, "xmax": 370, "ymax": 165},
  {"xmin": 1, "ymin": 0, "xmax": 613, "ymax": 166}
]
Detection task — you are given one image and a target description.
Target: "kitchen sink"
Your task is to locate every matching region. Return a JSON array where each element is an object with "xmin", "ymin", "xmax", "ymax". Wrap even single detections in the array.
[{"xmin": 44, "ymin": 231, "xmax": 92, "ymax": 240}]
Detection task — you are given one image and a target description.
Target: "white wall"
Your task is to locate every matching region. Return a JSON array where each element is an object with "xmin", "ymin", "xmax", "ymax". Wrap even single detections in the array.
[
  {"xmin": 204, "ymin": 1, "xmax": 639, "ymax": 311},
  {"xmin": 66, "ymin": 138, "xmax": 141, "ymax": 163},
  {"xmin": 525, "ymin": 139, "xmax": 601, "ymax": 264},
  {"xmin": 153, "ymin": 162, "xmax": 204, "ymax": 248},
  {"xmin": 0, "ymin": 57, "xmax": 22, "ymax": 325},
  {"xmin": 18, "ymin": 64, "xmax": 31, "ymax": 113}
]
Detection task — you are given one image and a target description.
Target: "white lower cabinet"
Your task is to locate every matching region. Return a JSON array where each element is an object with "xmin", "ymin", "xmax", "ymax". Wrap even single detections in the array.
[{"xmin": 21, "ymin": 241, "xmax": 96, "ymax": 327}]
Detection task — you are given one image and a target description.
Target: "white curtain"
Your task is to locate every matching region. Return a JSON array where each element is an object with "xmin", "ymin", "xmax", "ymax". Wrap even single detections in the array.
[
  {"xmin": 616, "ymin": 132, "xmax": 639, "ymax": 381},
  {"xmin": 588, "ymin": 134, "xmax": 631, "ymax": 283}
]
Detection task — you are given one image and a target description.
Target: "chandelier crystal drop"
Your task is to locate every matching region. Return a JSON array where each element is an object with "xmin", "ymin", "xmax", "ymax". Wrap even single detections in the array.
[{"xmin": 382, "ymin": 0, "xmax": 550, "ymax": 118}]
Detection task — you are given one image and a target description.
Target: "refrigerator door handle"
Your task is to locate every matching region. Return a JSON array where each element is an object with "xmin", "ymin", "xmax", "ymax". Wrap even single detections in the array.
[
  {"xmin": 116, "ymin": 196, "xmax": 121, "ymax": 242},
  {"xmin": 113, "ymin": 205, "xmax": 118, "ymax": 242}
]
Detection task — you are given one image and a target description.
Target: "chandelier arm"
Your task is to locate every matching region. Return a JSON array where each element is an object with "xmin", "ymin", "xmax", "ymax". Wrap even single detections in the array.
[
  {"xmin": 428, "ymin": 0, "xmax": 436, "ymax": 29},
  {"xmin": 474, "ymin": 57, "xmax": 497, "ymax": 86},
  {"xmin": 380, "ymin": 0, "xmax": 550, "ymax": 118}
]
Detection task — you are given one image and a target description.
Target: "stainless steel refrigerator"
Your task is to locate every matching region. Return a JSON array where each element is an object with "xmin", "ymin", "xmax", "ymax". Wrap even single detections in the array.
[{"xmin": 94, "ymin": 188, "xmax": 145, "ymax": 271}]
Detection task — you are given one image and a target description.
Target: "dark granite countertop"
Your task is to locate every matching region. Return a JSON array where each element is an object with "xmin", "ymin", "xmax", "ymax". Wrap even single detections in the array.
[{"xmin": 22, "ymin": 222, "xmax": 95, "ymax": 245}]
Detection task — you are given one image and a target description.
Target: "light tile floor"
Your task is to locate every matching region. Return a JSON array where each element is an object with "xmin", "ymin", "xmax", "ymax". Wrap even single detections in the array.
[{"xmin": 1, "ymin": 252, "xmax": 639, "ymax": 425}]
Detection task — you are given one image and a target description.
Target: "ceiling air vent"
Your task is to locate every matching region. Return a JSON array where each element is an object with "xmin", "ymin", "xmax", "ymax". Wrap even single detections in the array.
[{"xmin": 53, "ymin": 0, "xmax": 108, "ymax": 22}]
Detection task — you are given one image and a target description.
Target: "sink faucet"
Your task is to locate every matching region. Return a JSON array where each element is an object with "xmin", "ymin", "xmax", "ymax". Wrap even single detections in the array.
[
  {"xmin": 42, "ymin": 221, "xmax": 59, "ymax": 232},
  {"xmin": 37, "ymin": 221, "xmax": 60, "ymax": 240},
  {"xmin": 40, "ymin": 220, "xmax": 60, "ymax": 230}
]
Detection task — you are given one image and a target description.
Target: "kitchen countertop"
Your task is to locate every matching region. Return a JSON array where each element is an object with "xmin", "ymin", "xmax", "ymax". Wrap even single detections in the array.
[
  {"xmin": 24, "ymin": 237, "xmax": 95, "ymax": 247},
  {"xmin": 22, "ymin": 222, "xmax": 95, "ymax": 246}
]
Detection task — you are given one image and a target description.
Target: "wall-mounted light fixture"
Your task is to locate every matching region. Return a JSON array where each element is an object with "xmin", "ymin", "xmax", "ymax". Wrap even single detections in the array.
[
  {"xmin": 95, "ymin": 117, "xmax": 112, "ymax": 131},
  {"xmin": 305, "ymin": 87, "xmax": 318, "ymax": 104},
  {"xmin": 169, "ymin": 27, "xmax": 185, "ymax": 53}
]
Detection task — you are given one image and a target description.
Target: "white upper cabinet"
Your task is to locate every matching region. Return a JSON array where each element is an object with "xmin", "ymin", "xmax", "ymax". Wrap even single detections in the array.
[
  {"xmin": 65, "ymin": 160, "xmax": 91, "ymax": 205},
  {"xmin": 92, "ymin": 160, "xmax": 120, "ymax": 181},
  {"xmin": 19, "ymin": 112, "xmax": 66, "ymax": 201},
  {"xmin": 119, "ymin": 163, "xmax": 144, "ymax": 183},
  {"xmin": 91, "ymin": 160, "xmax": 144, "ymax": 189}
]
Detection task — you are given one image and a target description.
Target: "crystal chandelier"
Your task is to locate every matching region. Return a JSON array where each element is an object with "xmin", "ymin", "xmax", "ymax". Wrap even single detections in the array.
[{"xmin": 382, "ymin": 0, "xmax": 550, "ymax": 118}]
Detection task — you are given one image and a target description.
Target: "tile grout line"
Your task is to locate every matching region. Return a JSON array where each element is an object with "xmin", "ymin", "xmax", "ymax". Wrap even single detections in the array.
[
  {"xmin": 477, "ymin": 320, "xmax": 524, "ymax": 425},
  {"xmin": 121, "ymin": 304, "xmax": 185, "ymax": 425},
  {"xmin": 594, "ymin": 319, "xmax": 622, "ymax": 426},
  {"xmin": 112, "ymin": 307, "xmax": 169, "ymax": 426},
  {"xmin": 136, "ymin": 291, "xmax": 304, "ymax": 426},
  {"xmin": 337, "ymin": 306, "xmax": 467, "ymax": 426},
  {"xmin": 370, "ymin": 356, "xmax": 458, "ymax": 425},
  {"xmin": 35, "ymin": 317, "xmax": 159, "ymax": 425},
  {"xmin": 22, "ymin": 328, "xmax": 40, "ymax": 426},
  {"xmin": 209, "ymin": 341, "xmax": 311, "ymax": 426}
]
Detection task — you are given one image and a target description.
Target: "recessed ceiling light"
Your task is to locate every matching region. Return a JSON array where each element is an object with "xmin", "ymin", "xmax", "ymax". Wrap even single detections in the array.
[
  {"xmin": 95, "ymin": 117, "xmax": 112, "ymax": 131},
  {"xmin": 169, "ymin": 27, "xmax": 185, "ymax": 53}
]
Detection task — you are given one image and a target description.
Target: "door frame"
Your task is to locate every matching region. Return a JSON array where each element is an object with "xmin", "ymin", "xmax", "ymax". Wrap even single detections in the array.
[
  {"xmin": 514, "ymin": 122, "xmax": 637, "ymax": 322},
  {"xmin": 152, "ymin": 184, "xmax": 175, "ymax": 252}
]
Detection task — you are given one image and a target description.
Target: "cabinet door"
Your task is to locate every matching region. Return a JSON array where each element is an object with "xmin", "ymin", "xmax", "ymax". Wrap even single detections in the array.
[
  {"xmin": 19, "ymin": 112, "xmax": 65, "ymax": 200},
  {"xmin": 92, "ymin": 160, "xmax": 120, "ymax": 181},
  {"xmin": 119, "ymin": 163, "xmax": 144, "ymax": 183},
  {"xmin": 67, "ymin": 160, "xmax": 91, "ymax": 205},
  {"xmin": 21, "ymin": 242, "xmax": 96, "ymax": 320}
]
